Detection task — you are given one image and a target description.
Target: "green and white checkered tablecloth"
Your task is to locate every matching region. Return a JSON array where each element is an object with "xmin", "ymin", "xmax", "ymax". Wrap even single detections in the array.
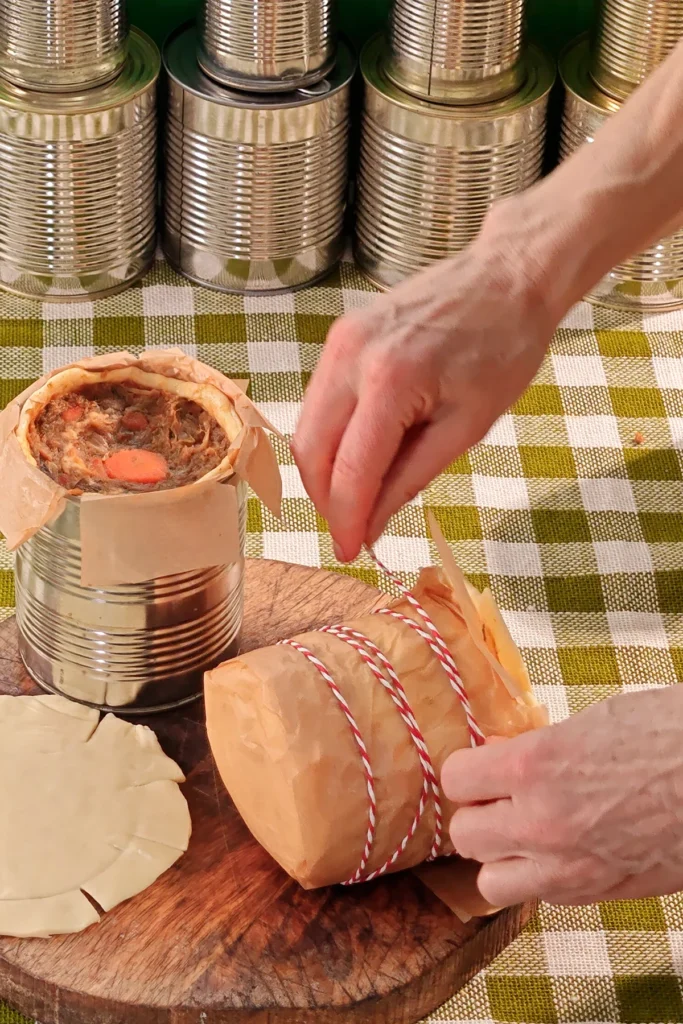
[{"xmin": 1, "ymin": 252, "xmax": 683, "ymax": 1024}]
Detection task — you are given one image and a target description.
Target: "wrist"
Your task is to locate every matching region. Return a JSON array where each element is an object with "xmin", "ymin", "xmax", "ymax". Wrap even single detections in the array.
[{"xmin": 477, "ymin": 191, "xmax": 576, "ymax": 332}]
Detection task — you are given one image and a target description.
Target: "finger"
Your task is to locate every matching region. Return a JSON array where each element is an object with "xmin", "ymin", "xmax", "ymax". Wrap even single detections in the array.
[
  {"xmin": 449, "ymin": 799, "xmax": 523, "ymax": 862},
  {"xmin": 366, "ymin": 409, "xmax": 490, "ymax": 546},
  {"xmin": 292, "ymin": 372, "xmax": 356, "ymax": 521},
  {"xmin": 442, "ymin": 736, "xmax": 532, "ymax": 804},
  {"xmin": 293, "ymin": 314, "xmax": 368, "ymax": 517},
  {"xmin": 326, "ymin": 391, "xmax": 409, "ymax": 562},
  {"xmin": 477, "ymin": 857, "xmax": 546, "ymax": 908}
]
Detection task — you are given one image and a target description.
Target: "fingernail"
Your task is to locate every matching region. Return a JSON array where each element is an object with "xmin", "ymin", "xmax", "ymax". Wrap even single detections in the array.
[{"xmin": 333, "ymin": 542, "xmax": 346, "ymax": 563}]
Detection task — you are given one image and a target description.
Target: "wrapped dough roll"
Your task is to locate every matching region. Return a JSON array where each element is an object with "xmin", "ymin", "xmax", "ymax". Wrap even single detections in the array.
[{"xmin": 206, "ymin": 565, "xmax": 547, "ymax": 890}]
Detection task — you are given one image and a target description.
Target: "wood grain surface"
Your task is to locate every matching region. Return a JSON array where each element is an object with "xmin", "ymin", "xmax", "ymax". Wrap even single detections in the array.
[{"xmin": 0, "ymin": 559, "xmax": 534, "ymax": 1024}]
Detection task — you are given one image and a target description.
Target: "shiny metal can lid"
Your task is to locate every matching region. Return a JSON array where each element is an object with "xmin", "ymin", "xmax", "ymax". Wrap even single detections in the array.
[
  {"xmin": 164, "ymin": 24, "xmax": 355, "ymax": 109},
  {"xmin": 361, "ymin": 34, "xmax": 555, "ymax": 121},
  {"xmin": 0, "ymin": 28, "xmax": 160, "ymax": 118},
  {"xmin": 559, "ymin": 36, "xmax": 621, "ymax": 115}
]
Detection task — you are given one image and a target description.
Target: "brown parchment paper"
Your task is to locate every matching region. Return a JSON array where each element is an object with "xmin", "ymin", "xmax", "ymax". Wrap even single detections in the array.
[
  {"xmin": 413, "ymin": 859, "xmax": 500, "ymax": 923},
  {"xmin": 408, "ymin": 514, "xmax": 543, "ymax": 922},
  {"xmin": 0, "ymin": 350, "xmax": 282, "ymax": 586},
  {"xmin": 205, "ymin": 555, "xmax": 547, "ymax": 897}
]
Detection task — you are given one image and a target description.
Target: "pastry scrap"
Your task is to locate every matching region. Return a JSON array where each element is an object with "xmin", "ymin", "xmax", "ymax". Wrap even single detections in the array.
[
  {"xmin": 0, "ymin": 695, "xmax": 191, "ymax": 938},
  {"xmin": 17, "ymin": 366, "xmax": 244, "ymax": 495}
]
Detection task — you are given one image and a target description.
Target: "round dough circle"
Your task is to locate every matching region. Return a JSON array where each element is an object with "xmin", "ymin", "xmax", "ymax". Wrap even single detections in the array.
[{"xmin": 0, "ymin": 695, "xmax": 191, "ymax": 938}]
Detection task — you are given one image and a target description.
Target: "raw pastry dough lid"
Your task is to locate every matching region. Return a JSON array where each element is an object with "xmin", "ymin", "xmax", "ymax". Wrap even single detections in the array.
[{"xmin": 0, "ymin": 695, "xmax": 191, "ymax": 939}]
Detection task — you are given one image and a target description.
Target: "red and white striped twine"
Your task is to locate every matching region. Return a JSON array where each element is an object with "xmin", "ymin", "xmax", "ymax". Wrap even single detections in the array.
[
  {"xmin": 278, "ymin": 638, "xmax": 377, "ymax": 884},
  {"xmin": 278, "ymin": 548, "xmax": 484, "ymax": 885},
  {"xmin": 370, "ymin": 549, "xmax": 486, "ymax": 749}
]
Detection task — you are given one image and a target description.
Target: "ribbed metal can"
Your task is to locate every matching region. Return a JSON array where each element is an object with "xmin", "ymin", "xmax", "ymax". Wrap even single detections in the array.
[
  {"xmin": 591, "ymin": 0, "xmax": 683, "ymax": 101},
  {"xmin": 0, "ymin": 0, "xmax": 127, "ymax": 92},
  {"xmin": 388, "ymin": 0, "xmax": 526, "ymax": 104},
  {"xmin": 162, "ymin": 26, "xmax": 353, "ymax": 294},
  {"xmin": 561, "ymin": 38, "xmax": 683, "ymax": 310},
  {"xmin": 199, "ymin": 0, "xmax": 336, "ymax": 92},
  {"xmin": 15, "ymin": 483, "xmax": 247, "ymax": 714},
  {"xmin": 0, "ymin": 29, "xmax": 159, "ymax": 303},
  {"xmin": 355, "ymin": 36, "xmax": 553, "ymax": 291}
]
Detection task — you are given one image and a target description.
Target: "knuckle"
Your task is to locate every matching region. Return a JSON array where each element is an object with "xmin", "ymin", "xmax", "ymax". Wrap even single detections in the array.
[
  {"xmin": 519, "ymin": 813, "xmax": 564, "ymax": 852},
  {"xmin": 510, "ymin": 747, "xmax": 539, "ymax": 790},
  {"xmin": 510, "ymin": 735, "xmax": 548, "ymax": 790},
  {"xmin": 365, "ymin": 350, "xmax": 416, "ymax": 397},
  {"xmin": 326, "ymin": 314, "xmax": 366, "ymax": 357}
]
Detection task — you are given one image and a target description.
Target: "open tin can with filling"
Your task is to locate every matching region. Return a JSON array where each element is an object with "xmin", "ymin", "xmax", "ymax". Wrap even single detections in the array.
[
  {"xmin": 561, "ymin": 38, "xmax": 683, "ymax": 311},
  {"xmin": 5, "ymin": 354, "xmax": 279, "ymax": 714},
  {"xmin": 15, "ymin": 494, "xmax": 246, "ymax": 714}
]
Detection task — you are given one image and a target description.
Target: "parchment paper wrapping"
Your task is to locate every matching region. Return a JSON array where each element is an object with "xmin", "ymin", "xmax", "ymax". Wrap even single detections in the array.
[
  {"xmin": 205, "ymin": 561, "xmax": 548, "ymax": 893},
  {"xmin": 0, "ymin": 350, "xmax": 282, "ymax": 586}
]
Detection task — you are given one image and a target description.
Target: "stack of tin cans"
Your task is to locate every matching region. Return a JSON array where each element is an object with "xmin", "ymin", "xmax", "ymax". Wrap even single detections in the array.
[
  {"xmin": 560, "ymin": 1, "xmax": 683, "ymax": 310},
  {"xmin": 0, "ymin": 0, "xmax": 159, "ymax": 302},
  {"xmin": 354, "ymin": 0, "xmax": 554, "ymax": 290},
  {"xmin": 162, "ymin": 1, "xmax": 354, "ymax": 294}
]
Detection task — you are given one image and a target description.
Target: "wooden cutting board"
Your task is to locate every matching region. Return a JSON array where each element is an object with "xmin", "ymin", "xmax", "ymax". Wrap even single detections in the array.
[{"xmin": 0, "ymin": 559, "xmax": 534, "ymax": 1024}]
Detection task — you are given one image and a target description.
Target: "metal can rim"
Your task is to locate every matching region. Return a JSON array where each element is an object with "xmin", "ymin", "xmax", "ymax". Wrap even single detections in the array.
[
  {"xmin": 559, "ymin": 35, "xmax": 622, "ymax": 115},
  {"xmin": 164, "ymin": 23, "xmax": 356, "ymax": 108},
  {"xmin": 361, "ymin": 34, "xmax": 555, "ymax": 118},
  {"xmin": 0, "ymin": 28, "xmax": 160, "ymax": 115}
]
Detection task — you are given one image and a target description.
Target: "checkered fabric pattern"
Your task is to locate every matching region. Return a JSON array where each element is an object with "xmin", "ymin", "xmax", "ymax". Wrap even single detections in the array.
[{"xmin": 1, "ymin": 253, "xmax": 683, "ymax": 1024}]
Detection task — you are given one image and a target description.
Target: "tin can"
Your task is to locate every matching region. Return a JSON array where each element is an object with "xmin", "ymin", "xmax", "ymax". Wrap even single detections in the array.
[
  {"xmin": 0, "ymin": 0, "xmax": 127, "ymax": 92},
  {"xmin": 561, "ymin": 38, "xmax": 683, "ymax": 310},
  {"xmin": 15, "ymin": 483, "xmax": 246, "ymax": 714},
  {"xmin": 163, "ymin": 26, "xmax": 353, "ymax": 294},
  {"xmin": 387, "ymin": 0, "xmax": 526, "ymax": 104},
  {"xmin": 0, "ymin": 28, "xmax": 159, "ymax": 303},
  {"xmin": 199, "ymin": 0, "xmax": 336, "ymax": 92},
  {"xmin": 355, "ymin": 36, "xmax": 553, "ymax": 291},
  {"xmin": 591, "ymin": 0, "xmax": 683, "ymax": 101}
]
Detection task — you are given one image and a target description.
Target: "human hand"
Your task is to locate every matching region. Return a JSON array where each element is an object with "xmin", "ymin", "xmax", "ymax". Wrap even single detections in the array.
[
  {"xmin": 442, "ymin": 687, "xmax": 683, "ymax": 907},
  {"xmin": 292, "ymin": 206, "xmax": 559, "ymax": 562}
]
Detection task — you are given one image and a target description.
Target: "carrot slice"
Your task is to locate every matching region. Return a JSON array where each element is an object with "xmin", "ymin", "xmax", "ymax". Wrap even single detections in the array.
[
  {"xmin": 62, "ymin": 405, "xmax": 83, "ymax": 423},
  {"xmin": 121, "ymin": 410, "xmax": 148, "ymax": 431},
  {"xmin": 104, "ymin": 449, "xmax": 168, "ymax": 485}
]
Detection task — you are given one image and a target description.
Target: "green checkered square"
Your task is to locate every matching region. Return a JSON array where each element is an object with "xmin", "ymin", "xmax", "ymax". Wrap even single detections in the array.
[{"xmin": 519, "ymin": 445, "xmax": 577, "ymax": 478}]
